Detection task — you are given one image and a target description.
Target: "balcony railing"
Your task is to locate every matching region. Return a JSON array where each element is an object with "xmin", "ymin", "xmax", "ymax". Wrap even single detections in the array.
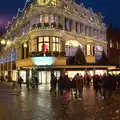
[
  {"xmin": 29, "ymin": 51, "xmax": 65, "ymax": 57},
  {"xmin": 31, "ymin": 23, "xmax": 63, "ymax": 30}
]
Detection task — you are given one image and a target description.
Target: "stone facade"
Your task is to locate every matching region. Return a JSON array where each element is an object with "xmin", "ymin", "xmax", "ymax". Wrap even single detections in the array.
[{"xmin": 0, "ymin": 0, "xmax": 107, "ymax": 80}]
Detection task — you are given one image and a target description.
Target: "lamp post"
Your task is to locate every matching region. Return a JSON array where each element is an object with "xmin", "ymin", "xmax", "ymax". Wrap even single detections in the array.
[{"xmin": 0, "ymin": 38, "xmax": 11, "ymax": 79}]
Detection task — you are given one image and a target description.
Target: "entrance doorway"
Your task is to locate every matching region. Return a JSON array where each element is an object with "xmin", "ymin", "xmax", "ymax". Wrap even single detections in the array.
[{"xmin": 38, "ymin": 71, "xmax": 60, "ymax": 84}]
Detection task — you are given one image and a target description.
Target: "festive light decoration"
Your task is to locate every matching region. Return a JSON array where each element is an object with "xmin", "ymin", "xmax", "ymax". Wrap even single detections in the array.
[
  {"xmin": 1, "ymin": 39, "xmax": 6, "ymax": 45},
  {"xmin": 5, "ymin": 0, "xmax": 106, "ymax": 37},
  {"xmin": 62, "ymin": 0, "xmax": 72, "ymax": 4}
]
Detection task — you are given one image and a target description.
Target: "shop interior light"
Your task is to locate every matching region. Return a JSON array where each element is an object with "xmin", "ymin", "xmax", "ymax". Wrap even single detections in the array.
[{"xmin": 1, "ymin": 39, "xmax": 6, "ymax": 45}]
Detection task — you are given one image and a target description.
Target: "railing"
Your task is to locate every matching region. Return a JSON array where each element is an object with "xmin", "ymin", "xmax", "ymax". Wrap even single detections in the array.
[
  {"xmin": 31, "ymin": 23, "xmax": 63, "ymax": 30},
  {"xmin": 28, "ymin": 51, "xmax": 66, "ymax": 57}
]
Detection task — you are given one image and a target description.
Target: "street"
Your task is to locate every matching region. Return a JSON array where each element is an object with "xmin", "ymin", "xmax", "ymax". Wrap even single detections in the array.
[{"xmin": 0, "ymin": 83, "xmax": 120, "ymax": 120}]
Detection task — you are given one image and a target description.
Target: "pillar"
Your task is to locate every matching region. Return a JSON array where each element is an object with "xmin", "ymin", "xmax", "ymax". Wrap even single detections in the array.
[
  {"xmin": 82, "ymin": 24, "xmax": 86, "ymax": 35},
  {"xmin": 60, "ymin": 16, "xmax": 65, "ymax": 30},
  {"xmin": 72, "ymin": 21, "xmax": 76, "ymax": 32},
  {"xmin": 50, "ymin": 37, "xmax": 53, "ymax": 56}
]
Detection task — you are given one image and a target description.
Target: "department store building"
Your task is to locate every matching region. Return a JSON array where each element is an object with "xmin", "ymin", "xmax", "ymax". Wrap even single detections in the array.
[{"xmin": 0, "ymin": 0, "xmax": 114, "ymax": 83}]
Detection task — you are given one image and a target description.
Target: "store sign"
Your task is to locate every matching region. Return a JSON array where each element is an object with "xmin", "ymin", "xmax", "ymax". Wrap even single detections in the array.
[
  {"xmin": 32, "ymin": 57, "xmax": 54, "ymax": 66},
  {"xmin": 16, "ymin": 57, "xmax": 66, "ymax": 67}
]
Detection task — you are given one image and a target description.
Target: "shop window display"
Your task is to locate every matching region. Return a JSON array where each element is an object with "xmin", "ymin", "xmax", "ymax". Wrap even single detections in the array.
[
  {"xmin": 53, "ymin": 37, "xmax": 60, "ymax": 52},
  {"xmin": 95, "ymin": 46, "xmax": 104, "ymax": 61},
  {"xmin": 38, "ymin": 37, "xmax": 50, "ymax": 52},
  {"xmin": 65, "ymin": 40, "xmax": 83, "ymax": 57}
]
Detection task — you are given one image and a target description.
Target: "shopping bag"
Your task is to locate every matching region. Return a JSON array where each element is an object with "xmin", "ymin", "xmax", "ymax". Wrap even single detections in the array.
[{"xmin": 63, "ymin": 90, "xmax": 71, "ymax": 101}]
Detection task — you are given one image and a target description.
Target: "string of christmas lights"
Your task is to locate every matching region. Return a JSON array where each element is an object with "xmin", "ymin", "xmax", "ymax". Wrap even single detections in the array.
[{"xmin": 5, "ymin": 0, "xmax": 106, "ymax": 36}]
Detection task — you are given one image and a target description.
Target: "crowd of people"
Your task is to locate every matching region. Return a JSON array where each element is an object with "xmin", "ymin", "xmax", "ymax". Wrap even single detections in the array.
[{"xmin": 50, "ymin": 73, "xmax": 120, "ymax": 101}]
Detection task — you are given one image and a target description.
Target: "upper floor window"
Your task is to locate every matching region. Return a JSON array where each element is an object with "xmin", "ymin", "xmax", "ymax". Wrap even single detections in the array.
[
  {"xmin": 37, "ymin": 0, "xmax": 57, "ymax": 6},
  {"xmin": 65, "ymin": 18, "xmax": 69, "ymax": 31},
  {"xmin": 53, "ymin": 37, "xmax": 61, "ymax": 52},
  {"xmin": 44, "ymin": 14, "xmax": 49, "ymax": 23},
  {"xmin": 110, "ymin": 40, "xmax": 112, "ymax": 48},
  {"xmin": 76, "ymin": 22, "xmax": 80, "ymax": 33},
  {"xmin": 50, "ymin": 15, "xmax": 54, "ymax": 23},
  {"xmin": 116, "ymin": 41, "xmax": 119, "ymax": 49},
  {"xmin": 87, "ymin": 44, "xmax": 91, "ymax": 55},
  {"xmin": 38, "ymin": 37, "xmax": 50, "ymax": 52},
  {"xmin": 40, "ymin": 15, "xmax": 43, "ymax": 23}
]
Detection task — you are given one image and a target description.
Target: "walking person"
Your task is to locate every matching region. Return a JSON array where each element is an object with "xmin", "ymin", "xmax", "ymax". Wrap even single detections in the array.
[
  {"xmin": 34, "ymin": 76, "xmax": 39, "ymax": 88},
  {"xmin": 18, "ymin": 76, "xmax": 23, "ymax": 88},
  {"xmin": 58, "ymin": 75, "xmax": 65, "ymax": 97},
  {"xmin": 94, "ymin": 75, "xmax": 103, "ymax": 98},
  {"xmin": 75, "ymin": 73, "xmax": 84, "ymax": 99},
  {"xmin": 50, "ymin": 74, "xmax": 57, "ymax": 96}
]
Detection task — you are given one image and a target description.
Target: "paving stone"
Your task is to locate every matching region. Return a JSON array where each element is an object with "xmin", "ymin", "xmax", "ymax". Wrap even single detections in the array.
[{"xmin": 0, "ymin": 83, "xmax": 120, "ymax": 120}]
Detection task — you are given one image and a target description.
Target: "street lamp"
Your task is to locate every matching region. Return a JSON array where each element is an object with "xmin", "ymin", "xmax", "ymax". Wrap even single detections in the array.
[
  {"xmin": 1, "ymin": 39, "xmax": 6, "ymax": 45},
  {"xmin": 7, "ymin": 40, "xmax": 11, "ymax": 45}
]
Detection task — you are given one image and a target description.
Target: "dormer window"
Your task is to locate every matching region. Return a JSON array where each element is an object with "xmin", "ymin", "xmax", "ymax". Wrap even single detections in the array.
[
  {"xmin": 110, "ymin": 40, "xmax": 113, "ymax": 48},
  {"xmin": 81, "ymin": 12, "xmax": 87, "ymax": 18},
  {"xmin": 90, "ymin": 17, "xmax": 94, "ymax": 21}
]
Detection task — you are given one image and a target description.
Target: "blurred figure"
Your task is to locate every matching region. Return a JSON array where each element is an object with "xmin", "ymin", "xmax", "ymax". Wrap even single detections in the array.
[
  {"xmin": 58, "ymin": 75, "xmax": 65, "ymax": 97},
  {"xmin": 75, "ymin": 73, "xmax": 84, "ymax": 99},
  {"xmin": 94, "ymin": 75, "xmax": 103, "ymax": 98},
  {"xmin": 50, "ymin": 74, "xmax": 57, "ymax": 96},
  {"xmin": 102, "ymin": 73, "xmax": 108, "ymax": 100},
  {"xmin": 34, "ymin": 76, "xmax": 39, "ymax": 88},
  {"xmin": 18, "ymin": 76, "xmax": 23, "ymax": 88}
]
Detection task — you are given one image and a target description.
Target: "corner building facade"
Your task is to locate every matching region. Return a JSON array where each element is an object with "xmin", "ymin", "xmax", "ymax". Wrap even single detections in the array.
[{"xmin": 0, "ymin": 0, "xmax": 109, "ymax": 83}]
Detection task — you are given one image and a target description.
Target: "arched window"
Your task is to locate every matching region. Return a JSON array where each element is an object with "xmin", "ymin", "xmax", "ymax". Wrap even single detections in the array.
[
  {"xmin": 65, "ymin": 40, "xmax": 83, "ymax": 56},
  {"xmin": 95, "ymin": 46, "xmax": 104, "ymax": 61}
]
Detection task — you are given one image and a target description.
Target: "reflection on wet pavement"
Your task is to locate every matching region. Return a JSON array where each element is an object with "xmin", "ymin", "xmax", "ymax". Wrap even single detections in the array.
[{"xmin": 0, "ymin": 83, "xmax": 120, "ymax": 120}]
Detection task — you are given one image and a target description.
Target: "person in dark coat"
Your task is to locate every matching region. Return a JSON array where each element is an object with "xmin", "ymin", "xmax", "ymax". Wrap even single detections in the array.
[
  {"xmin": 50, "ymin": 74, "xmax": 57, "ymax": 96},
  {"xmin": 58, "ymin": 75, "xmax": 65, "ymax": 96},
  {"xmin": 34, "ymin": 76, "xmax": 39, "ymax": 88},
  {"xmin": 94, "ymin": 75, "xmax": 103, "ymax": 98},
  {"xmin": 102, "ymin": 73, "xmax": 108, "ymax": 100},
  {"xmin": 64, "ymin": 75, "xmax": 71, "ymax": 91},
  {"xmin": 18, "ymin": 76, "xmax": 23, "ymax": 88}
]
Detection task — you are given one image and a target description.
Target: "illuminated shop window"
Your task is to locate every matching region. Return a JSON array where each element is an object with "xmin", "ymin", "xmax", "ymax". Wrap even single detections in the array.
[
  {"xmin": 110, "ymin": 40, "xmax": 112, "ymax": 48},
  {"xmin": 95, "ymin": 46, "xmax": 104, "ymax": 61},
  {"xmin": 87, "ymin": 44, "xmax": 91, "ymax": 55},
  {"xmin": 38, "ymin": 37, "xmax": 50, "ymax": 52},
  {"xmin": 53, "ymin": 37, "xmax": 60, "ymax": 52},
  {"xmin": 65, "ymin": 40, "xmax": 83, "ymax": 56}
]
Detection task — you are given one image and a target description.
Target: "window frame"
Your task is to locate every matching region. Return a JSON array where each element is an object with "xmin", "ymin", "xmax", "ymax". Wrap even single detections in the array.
[{"xmin": 37, "ymin": 37, "xmax": 50, "ymax": 52}]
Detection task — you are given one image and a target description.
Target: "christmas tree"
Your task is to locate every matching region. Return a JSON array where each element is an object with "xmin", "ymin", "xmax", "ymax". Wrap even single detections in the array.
[{"xmin": 74, "ymin": 46, "xmax": 86, "ymax": 65}]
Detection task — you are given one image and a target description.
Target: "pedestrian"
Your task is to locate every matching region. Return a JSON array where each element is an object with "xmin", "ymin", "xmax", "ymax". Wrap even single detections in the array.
[
  {"xmin": 50, "ymin": 74, "xmax": 57, "ymax": 96},
  {"xmin": 18, "ymin": 76, "xmax": 23, "ymax": 88},
  {"xmin": 34, "ymin": 76, "xmax": 39, "ymax": 88},
  {"xmin": 94, "ymin": 75, "xmax": 103, "ymax": 98},
  {"xmin": 102, "ymin": 73, "xmax": 108, "ymax": 100},
  {"xmin": 58, "ymin": 75, "xmax": 65, "ymax": 97},
  {"xmin": 75, "ymin": 73, "xmax": 84, "ymax": 99}
]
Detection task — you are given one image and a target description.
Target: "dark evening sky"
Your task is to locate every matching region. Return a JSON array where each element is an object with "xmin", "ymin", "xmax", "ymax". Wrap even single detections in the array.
[{"xmin": 0, "ymin": 0, "xmax": 120, "ymax": 32}]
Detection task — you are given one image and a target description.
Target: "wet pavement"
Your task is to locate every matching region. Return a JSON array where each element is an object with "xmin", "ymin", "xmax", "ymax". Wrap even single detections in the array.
[{"xmin": 0, "ymin": 83, "xmax": 120, "ymax": 120}]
